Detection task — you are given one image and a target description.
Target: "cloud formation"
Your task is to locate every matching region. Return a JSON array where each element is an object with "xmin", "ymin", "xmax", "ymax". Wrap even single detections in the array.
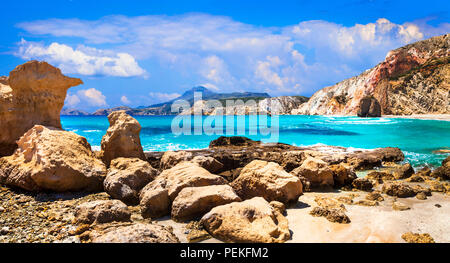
[
  {"xmin": 65, "ymin": 88, "xmax": 107, "ymax": 107},
  {"xmin": 17, "ymin": 40, "xmax": 146, "ymax": 77},
  {"xmin": 148, "ymin": 92, "xmax": 181, "ymax": 102},
  {"xmin": 17, "ymin": 14, "xmax": 448, "ymax": 96}
]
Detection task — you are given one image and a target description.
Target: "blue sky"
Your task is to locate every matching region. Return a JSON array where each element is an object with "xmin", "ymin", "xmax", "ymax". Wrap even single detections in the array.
[{"xmin": 0, "ymin": 0, "xmax": 449, "ymax": 112}]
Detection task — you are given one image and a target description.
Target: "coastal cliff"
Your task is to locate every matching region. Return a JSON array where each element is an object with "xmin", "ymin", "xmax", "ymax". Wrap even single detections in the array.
[
  {"xmin": 0, "ymin": 61, "xmax": 82, "ymax": 155},
  {"xmin": 293, "ymin": 34, "xmax": 450, "ymax": 116}
]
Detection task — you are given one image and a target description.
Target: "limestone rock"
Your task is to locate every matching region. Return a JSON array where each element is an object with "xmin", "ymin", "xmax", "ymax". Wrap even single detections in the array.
[
  {"xmin": 201, "ymin": 197, "xmax": 291, "ymax": 243},
  {"xmin": 309, "ymin": 207, "xmax": 351, "ymax": 224},
  {"xmin": 231, "ymin": 160, "xmax": 303, "ymax": 204},
  {"xmin": 401, "ymin": 232, "xmax": 435, "ymax": 243},
  {"xmin": 0, "ymin": 125, "xmax": 106, "ymax": 192},
  {"xmin": 290, "ymin": 157, "xmax": 334, "ymax": 188},
  {"xmin": 382, "ymin": 182, "xmax": 416, "ymax": 198},
  {"xmin": 0, "ymin": 61, "xmax": 83, "ymax": 156},
  {"xmin": 352, "ymin": 178, "xmax": 373, "ymax": 191},
  {"xmin": 75, "ymin": 200, "xmax": 131, "ymax": 224},
  {"xmin": 160, "ymin": 151, "xmax": 193, "ymax": 170},
  {"xmin": 139, "ymin": 162, "xmax": 227, "ymax": 218},
  {"xmin": 393, "ymin": 163, "xmax": 415, "ymax": 179},
  {"xmin": 171, "ymin": 185, "xmax": 241, "ymax": 222},
  {"xmin": 104, "ymin": 158, "xmax": 158, "ymax": 205},
  {"xmin": 90, "ymin": 222, "xmax": 180, "ymax": 243},
  {"xmin": 100, "ymin": 111, "xmax": 146, "ymax": 166},
  {"xmin": 357, "ymin": 96, "xmax": 381, "ymax": 117},
  {"xmin": 191, "ymin": 156, "xmax": 224, "ymax": 173},
  {"xmin": 392, "ymin": 201, "xmax": 411, "ymax": 211},
  {"xmin": 330, "ymin": 164, "xmax": 356, "ymax": 186}
]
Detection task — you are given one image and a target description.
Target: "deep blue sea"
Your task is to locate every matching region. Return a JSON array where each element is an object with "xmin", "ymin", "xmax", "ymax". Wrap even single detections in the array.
[{"xmin": 61, "ymin": 115, "xmax": 450, "ymax": 168}]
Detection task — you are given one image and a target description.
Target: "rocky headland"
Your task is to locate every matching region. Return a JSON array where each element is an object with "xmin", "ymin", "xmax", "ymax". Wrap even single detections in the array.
[{"xmin": 293, "ymin": 34, "xmax": 450, "ymax": 116}]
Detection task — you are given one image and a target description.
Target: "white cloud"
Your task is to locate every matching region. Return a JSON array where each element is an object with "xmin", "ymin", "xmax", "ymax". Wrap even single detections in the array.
[
  {"xmin": 120, "ymin": 95, "xmax": 131, "ymax": 104},
  {"xmin": 16, "ymin": 40, "xmax": 146, "ymax": 77},
  {"xmin": 16, "ymin": 14, "xmax": 448, "ymax": 96},
  {"xmin": 65, "ymin": 88, "xmax": 107, "ymax": 107},
  {"xmin": 149, "ymin": 92, "xmax": 181, "ymax": 102}
]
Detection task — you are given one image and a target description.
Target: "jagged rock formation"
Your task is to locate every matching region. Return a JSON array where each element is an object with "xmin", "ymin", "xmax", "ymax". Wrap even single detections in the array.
[
  {"xmin": 0, "ymin": 125, "xmax": 106, "ymax": 192},
  {"xmin": 357, "ymin": 96, "xmax": 382, "ymax": 117},
  {"xmin": 0, "ymin": 61, "xmax": 82, "ymax": 156},
  {"xmin": 100, "ymin": 111, "xmax": 146, "ymax": 167},
  {"xmin": 293, "ymin": 34, "xmax": 450, "ymax": 116}
]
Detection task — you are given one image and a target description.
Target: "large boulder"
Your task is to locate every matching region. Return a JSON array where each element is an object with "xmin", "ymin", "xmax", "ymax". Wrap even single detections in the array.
[
  {"xmin": 191, "ymin": 156, "xmax": 224, "ymax": 173},
  {"xmin": 231, "ymin": 160, "xmax": 302, "ymax": 204},
  {"xmin": 431, "ymin": 156, "xmax": 450, "ymax": 180},
  {"xmin": 357, "ymin": 96, "xmax": 381, "ymax": 117},
  {"xmin": 393, "ymin": 163, "xmax": 415, "ymax": 179},
  {"xmin": 100, "ymin": 111, "xmax": 146, "ymax": 166},
  {"xmin": 290, "ymin": 157, "xmax": 334, "ymax": 188},
  {"xmin": 74, "ymin": 200, "xmax": 131, "ymax": 224},
  {"xmin": 104, "ymin": 158, "xmax": 158, "ymax": 205},
  {"xmin": 329, "ymin": 164, "xmax": 356, "ymax": 186},
  {"xmin": 139, "ymin": 162, "xmax": 227, "ymax": 218},
  {"xmin": 89, "ymin": 223, "xmax": 180, "ymax": 243},
  {"xmin": 160, "ymin": 151, "xmax": 193, "ymax": 170},
  {"xmin": 0, "ymin": 61, "xmax": 83, "ymax": 156},
  {"xmin": 201, "ymin": 197, "xmax": 290, "ymax": 243},
  {"xmin": 0, "ymin": 125, "xmax": 106, "ymax": 192},
  {"xmin": 171, "ymin": 185, "xmax": 241, "ymax": 222}
]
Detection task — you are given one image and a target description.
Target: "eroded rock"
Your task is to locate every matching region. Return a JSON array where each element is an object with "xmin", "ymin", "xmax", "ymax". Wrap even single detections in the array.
[
  {"xmin": 0, "ymin": 125, "xmax": 106, "ymax": 192},
  {"xmin": 201, "ymin": 197, "xmax": 291, "ymax": 243},
  {"xmin": 231, "ymin": 160, "xmax": 302, "ymax": 204},
  {"xmin": 290, "ymin": 157, "xmax": 334, "ymax": 188},
  {"xmin": 171, "ymin": 185, "xmax": 241, "ymax": 222},
  {"xmin": 100, "ymin": 111, "xmax": 146, "ymax": 166},
  {"xmin": 75, "ymin": 200, "xmax": 131, "ymax": 224},
  {"xmin": 104, "ymin": 158, "xmax": 158, "ymax": 205}
]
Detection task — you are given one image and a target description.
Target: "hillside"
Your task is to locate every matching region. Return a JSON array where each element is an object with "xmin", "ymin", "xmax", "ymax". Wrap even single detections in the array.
[{"xmin": 293, "ymin": 34, "xmax": 450, "ymax": 116}]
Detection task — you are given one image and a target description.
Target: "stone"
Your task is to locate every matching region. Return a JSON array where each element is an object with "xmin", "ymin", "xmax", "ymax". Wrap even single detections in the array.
[
  {"xmin": 355, "ymin": 200, "xmax": 379, "ymax": 206},
  {"xmin": 426, "ymin": 180, "xmax": 447, "ymax": 192},
  {"xmin": 431, "ymin": 156, "xmax": 450, "ymax": 180},
  {"xmin": 290, "ymin": 157, "xmax": 334, "ymax": 188},
  {"xmin": 392, "ymin": 201, "xmax": 410, "ymax": 211},
  {"xmin": 201, "ymin": 197, "xmax": 290, "ymax": 243},
  {"xmin": 393, "ymin": 163, "xmax": 415, "ymax": 179},
  {"xmin": 309, "ymin": 207, "xmax": 351, "ymax": 224},
  {"xmin": 139, "ymin": 162, "xmax": 227, "ymax": 218},
  {"xmin": 90, "ymin": 223, "xmax": 180, "ymax": 243},
  {"xmin": 160, "ymin": 151, "xmax": 193, "ymax": 170},
  {"xmin": 269, "ymin": 201, "xmax": 286, "ymax": 214},
  {"xmin": 382, "ymin": 182, "xmax": 416, "ymax": 198},
  {"xmin": 74, "ymin": 200, "xmax": 131, "ymax": 224},
  {"xmin": 366, "ymin": 191, "xmax": 384, "ymax": 202},
  {"xmin": 357, "ymin": 96, "xmax": 381, "ymax": 117},
  {"xmin": 0, "ymin": 61, "xmax": 83, "ymax": 156},
  {"xmin": 416, "ymin": 192, "xmax": 427, "ymax": 200},
  {"xmin": 185, "ymin": 221, "xmax": 211, "ymax": 243},
  {"xmin": 209, "ymin": 136, "xmax": 260, "ymax": 148},
  {"xmin": 100, "ymin": 111, "xmax": 146, "ymax": 167},
  {"xmin": 191, "ymin": 156, "xmax": 224, "ymax": 173},
  {"xmin": 366, "ymin": 171, "xmax": 395, "ymax": 183},
  {"xmin": 401, "ymin": 232, "xmax": 435, "ymax": 243},
  {"xmin": 171, "ymin": 185, "xmax": 241, "ymax": 222},
  {"xmin": 352, "ymin": 178, "xmax": 373, "ymax": 191},
  {"xmin": 0, "ymin": 125, "xmax": 106, "ymax": 192},
  {"xmin": 104, "ymin": 158, "xmax": 157, "ymax": 205},
  {"xmin": 330, "ymin": 164, "xmax": 356, "ymax": 186},
  {"xmin": 231, "ymin": 160, "xmax": 303, "ymax": 204},
  {"xmin": 407, "ymin": 174, "xmax": 425, "ymax": 182}
]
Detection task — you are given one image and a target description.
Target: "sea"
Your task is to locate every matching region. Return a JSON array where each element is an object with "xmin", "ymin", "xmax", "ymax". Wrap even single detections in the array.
[{"xmin": 61, "ymin": 115, "xmax": 450, "ymax": 168}]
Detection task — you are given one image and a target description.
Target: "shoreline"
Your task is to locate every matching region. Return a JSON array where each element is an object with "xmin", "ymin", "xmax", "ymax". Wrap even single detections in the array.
[{"xmin": 383, "ymin": 114, "xmax": 450, "ymax": 121}]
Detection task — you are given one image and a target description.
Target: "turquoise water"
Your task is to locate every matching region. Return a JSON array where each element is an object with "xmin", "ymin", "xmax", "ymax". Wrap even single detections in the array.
[{"xmin": 61, "ymin": 115, "xmax": 450, "ymax": 168}]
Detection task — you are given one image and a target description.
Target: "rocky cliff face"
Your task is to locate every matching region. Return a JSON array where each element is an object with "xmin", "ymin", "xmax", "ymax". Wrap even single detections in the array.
[
  {"xmin": 293, "ymin": 34, "xmax": 450, "ymax": 116},
  {"xmin": 0, "ymin": 61, "xmax": 82, "ymax": 156}
]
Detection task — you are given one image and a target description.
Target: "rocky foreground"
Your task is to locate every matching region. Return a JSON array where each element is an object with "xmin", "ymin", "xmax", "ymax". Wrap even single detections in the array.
[
  {"xmin": 0, "ymin": 60, "xmax": 449, "ymax": 243},
  {"xmin": 0, "ymin": 114, "xmax": 449, "ymax": 243}
]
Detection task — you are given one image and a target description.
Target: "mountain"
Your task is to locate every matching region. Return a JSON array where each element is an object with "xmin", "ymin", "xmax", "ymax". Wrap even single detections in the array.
[
  {"xmin": 293, "ymin": 34, "xmax": 450, "ymax": 116},
  {"xmin": 92, "ymin": 86, "xmax": 272, "ymax": 116},
  {"xmin": 60, "ymin": 108, "xmax": 90, "ymax": 116}
]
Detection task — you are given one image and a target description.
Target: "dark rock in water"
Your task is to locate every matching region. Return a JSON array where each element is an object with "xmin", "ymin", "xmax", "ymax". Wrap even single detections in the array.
[
  {"xmin": 357, "ymin": 96, "xmax": 381, "ymax": 117},
  {"xmin": 209, "ymin": 136, "xmax": 260, "ymax": 148}
]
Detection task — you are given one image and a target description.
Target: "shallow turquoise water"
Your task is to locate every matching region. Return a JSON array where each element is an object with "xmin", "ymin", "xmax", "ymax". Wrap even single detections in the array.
[{"xmin": 61, "ymin": 115, "xmax": 450, "ymax": 168}]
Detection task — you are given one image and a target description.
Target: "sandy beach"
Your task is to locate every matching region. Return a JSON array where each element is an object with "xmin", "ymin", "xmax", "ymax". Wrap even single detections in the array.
[{"xmin": 384, "ymin": 114, "xmax": 450, "ymax": 121}]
